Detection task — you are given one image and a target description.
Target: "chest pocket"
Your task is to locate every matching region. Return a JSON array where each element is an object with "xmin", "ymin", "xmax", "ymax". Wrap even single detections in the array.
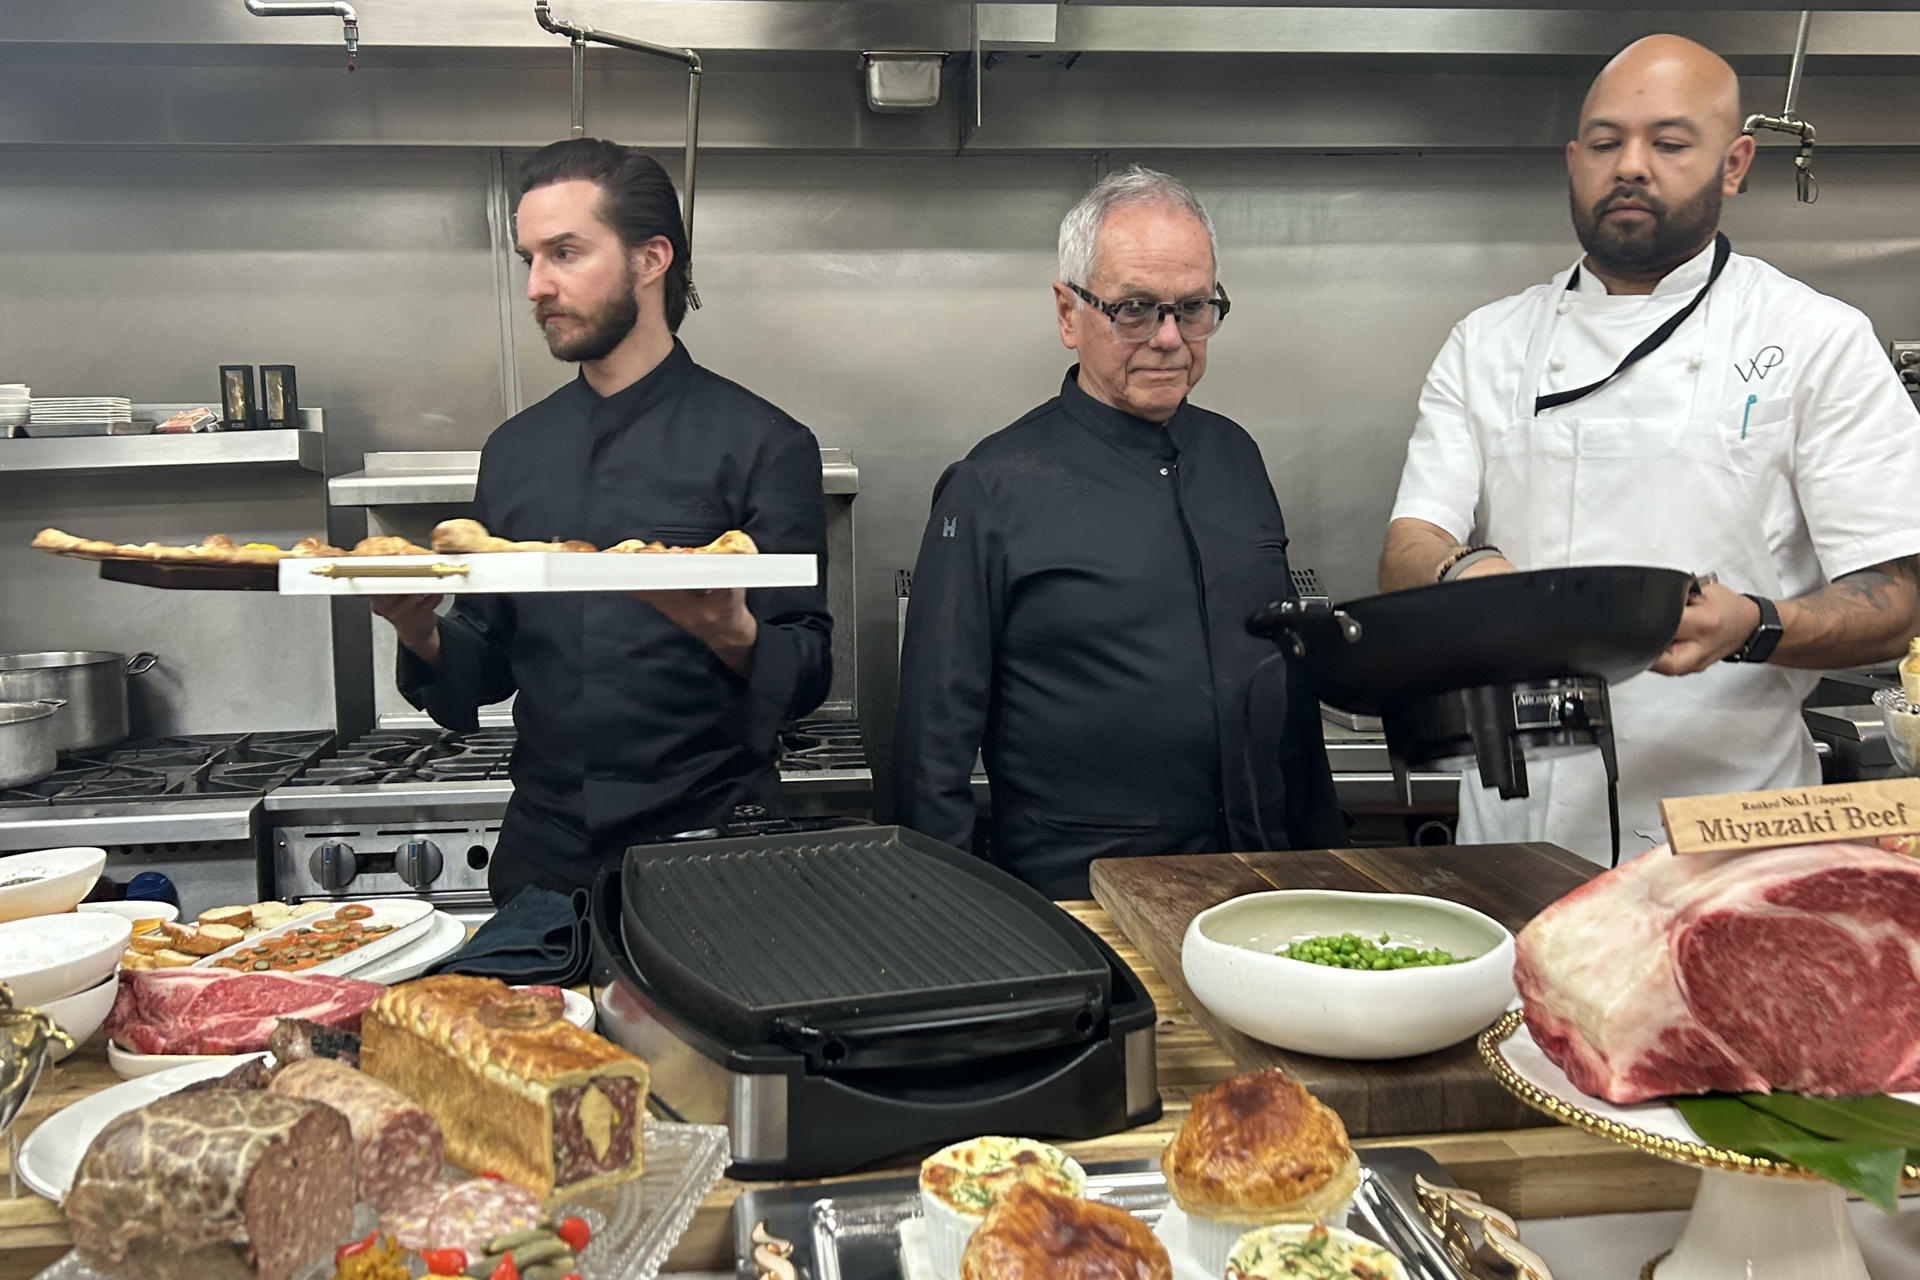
[{"xmin": 1709, "ymin": 396, "xmax": 1794, "ymax": 478}]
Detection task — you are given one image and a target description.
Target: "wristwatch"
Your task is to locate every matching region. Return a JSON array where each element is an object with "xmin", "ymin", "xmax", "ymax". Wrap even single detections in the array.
[{"xmin": 1723, "ymin": 594, "xmax": 1783, "ymax": 664}]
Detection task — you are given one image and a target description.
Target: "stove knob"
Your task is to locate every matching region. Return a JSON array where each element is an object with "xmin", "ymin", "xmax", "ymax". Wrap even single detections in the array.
[
  {"xmin": 396, "ymin": 839, "xmax": 444, "ymax": 888},
  {"xmin": 310, "ymin": 841, "xmax": 358, "ymax": 891}
]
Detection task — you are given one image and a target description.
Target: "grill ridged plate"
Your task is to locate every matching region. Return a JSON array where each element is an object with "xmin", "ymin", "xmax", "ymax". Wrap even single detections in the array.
[{"xmin": 620, "ymin": 826, "xmax": 1109, "ymax": 1053}]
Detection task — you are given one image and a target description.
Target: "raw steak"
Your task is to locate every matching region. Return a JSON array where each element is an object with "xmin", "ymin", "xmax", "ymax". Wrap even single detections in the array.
[
  {"xmin": 64, "ymin": 1089, "xmax": 355, "ymax": 1280},
  {"xmin": 106, "ymin": 970, "xmax": 384, "ymax": 1056},
  {"xmin": 1515, "ymin": 842, "xmax": 1920, "ymax": 1103}
]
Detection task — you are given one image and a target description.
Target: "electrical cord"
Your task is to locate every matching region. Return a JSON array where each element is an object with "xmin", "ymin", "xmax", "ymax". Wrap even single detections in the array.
[{"xmin": 1241, "ymin": 651, "xmax": 1290, "ymax": 852}]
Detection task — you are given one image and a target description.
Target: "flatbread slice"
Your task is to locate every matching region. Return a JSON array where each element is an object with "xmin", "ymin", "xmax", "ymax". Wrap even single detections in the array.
[
  {"xmin": 605, "ymin": 530, "xmax": 758, "ymax": 554},
  {"xmin": 349, "ymin": 535, "xmax": 433, "ymax": 557},
  {"xmin": 430, "ymin": 518, "xmax": 599, "ymax": 554}
]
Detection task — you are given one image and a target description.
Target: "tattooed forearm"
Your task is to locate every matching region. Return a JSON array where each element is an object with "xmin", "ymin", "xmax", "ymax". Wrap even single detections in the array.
[{"xmin": 1774, "ymin": 556, "xmax": 1920, "ymax": 668}]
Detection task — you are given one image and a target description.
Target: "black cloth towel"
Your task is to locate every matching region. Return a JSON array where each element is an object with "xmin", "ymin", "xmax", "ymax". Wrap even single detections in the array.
[{"xmin": 424, "ymin": 886, "xmax": 592, "ymax": 987}]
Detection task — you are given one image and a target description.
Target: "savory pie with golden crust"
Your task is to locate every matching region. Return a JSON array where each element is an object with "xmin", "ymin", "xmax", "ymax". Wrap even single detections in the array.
[
  {"xmin": 959, "ymin": 1184, "xmax": 1172, "ymax": 1280},
  {"xmin": 1161, "ymin": 1068, "xmax": 1359, "ymax": 1225}
]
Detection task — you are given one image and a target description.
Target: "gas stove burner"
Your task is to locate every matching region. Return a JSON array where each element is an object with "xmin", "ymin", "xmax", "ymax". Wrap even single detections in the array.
[
  {"xmin": 1384, "ymin": 675, "xmax": 1615, "ymax": 797},
  {"xmin": 776, "ymin": 717, "xmax": 869, "ymax": 772},
  {"xmin": 0, "ymin": 731, "xmax": 334, "ymax": 808},
  {"xmin": 1383, "ymin": 674, "xmax": 1624, "ymax": 863},
  {"xmin": 282, "ymin": 727, "xmax": 516, "ymax": 788}
]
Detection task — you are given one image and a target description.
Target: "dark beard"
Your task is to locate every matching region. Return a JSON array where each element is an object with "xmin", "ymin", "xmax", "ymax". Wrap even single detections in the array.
[
  {"xmin": 1570, "ymin": 165, "xmax": 1723, "ymax": 278},
  {"xmin": 539, "ymin": 261, "xmax": 640, "ymax": 362}
]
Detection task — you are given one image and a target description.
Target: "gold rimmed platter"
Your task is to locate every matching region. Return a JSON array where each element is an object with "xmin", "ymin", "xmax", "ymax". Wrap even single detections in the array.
[{"xmin": 1477, "ymin": 1008, "xmax": 1920, "ymax": 1183}]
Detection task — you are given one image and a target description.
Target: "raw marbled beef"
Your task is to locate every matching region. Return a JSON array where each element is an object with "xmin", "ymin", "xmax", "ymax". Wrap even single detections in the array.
[
  {"xmin": 106, "ymin": 969, "xmax": 383, "ymax": 1055},
  {"xmin": 1515, "ymin": 842, "xmax": 1920, "ymax": 1103}
]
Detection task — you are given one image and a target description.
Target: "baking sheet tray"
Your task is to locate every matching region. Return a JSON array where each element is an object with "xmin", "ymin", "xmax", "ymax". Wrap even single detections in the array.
[
  {"xmin": 99, "ymin": 559, "xmax": 278, "ymax": 591},
  {"xmin": 731, "ymin": 1147, "xmax": 1469, "ymax": 1280},
  {"xmin": 279, "ymin": 551, "xmax": 818, "ymax": 595}
]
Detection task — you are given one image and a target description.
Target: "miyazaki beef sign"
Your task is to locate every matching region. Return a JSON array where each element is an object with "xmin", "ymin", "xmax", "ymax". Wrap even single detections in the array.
[{"xmin": 1661, "ymin": 777, "xmax": 1920, "ymax": 856}]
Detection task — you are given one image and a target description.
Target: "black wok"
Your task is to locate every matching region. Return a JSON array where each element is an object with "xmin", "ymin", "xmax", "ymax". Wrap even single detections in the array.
[{"xmin": 1247, "ymin": 565, "xmax": 1694, "ymax": 715}]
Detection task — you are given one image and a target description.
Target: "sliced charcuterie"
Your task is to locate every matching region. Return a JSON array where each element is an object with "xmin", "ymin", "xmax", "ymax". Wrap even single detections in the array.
[{"xmin": 268, "ymin": 1058, "xmax": 444, "ymax": 1210}]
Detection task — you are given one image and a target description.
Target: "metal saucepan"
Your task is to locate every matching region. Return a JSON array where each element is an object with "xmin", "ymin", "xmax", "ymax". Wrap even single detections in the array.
[
  {"xmin": 0, "ymin": 700, "xmax": 67, "ymax": 789},
  {"xmin": 0, "ymin": 651, "xmax": 157, "ymax": 752},
  {"xmin": 1247, "ymin": 566, "xmax": 1694, "ymax": 715}
]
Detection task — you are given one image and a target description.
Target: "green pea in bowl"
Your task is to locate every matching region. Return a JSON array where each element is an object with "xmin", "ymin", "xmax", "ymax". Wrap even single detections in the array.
[{"xmin": 1180, "ymin": 889, "xmax": 1516, "ymax": 1060}]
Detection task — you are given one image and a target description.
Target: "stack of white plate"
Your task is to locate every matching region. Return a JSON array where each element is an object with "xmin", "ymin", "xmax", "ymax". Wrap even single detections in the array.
[
  {"xmin": 27, "ymin": 396, "xmax": 137, "ymax": 437},
  {"xmin": 0, "ymin": 384, "xmax": 27, "ymax": 433}
]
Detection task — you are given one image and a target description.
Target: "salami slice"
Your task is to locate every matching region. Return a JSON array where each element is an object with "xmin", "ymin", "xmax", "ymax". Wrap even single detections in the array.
[
  {"xmin": 269, "ymin": 1057, "xmax": 443, "ymax": 1210},
  {"xmin": 428, "ymin": 1178, "xmax": 543, "ymax": 1256},
  {"xmin": 377, "ymin": 1182, "xmax": 446, "ymax": 1252}
]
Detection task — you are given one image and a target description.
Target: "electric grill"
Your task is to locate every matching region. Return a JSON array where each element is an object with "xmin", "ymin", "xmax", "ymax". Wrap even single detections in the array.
[{"xmin": 591, "ymin": 825, "xmax": 1160, "ymax": 1179}]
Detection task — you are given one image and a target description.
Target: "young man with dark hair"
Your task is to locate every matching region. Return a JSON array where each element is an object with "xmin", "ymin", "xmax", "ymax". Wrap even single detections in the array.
[{"xmin": 373, "ymin": 138, "xmax": 832, "ymax": 903}]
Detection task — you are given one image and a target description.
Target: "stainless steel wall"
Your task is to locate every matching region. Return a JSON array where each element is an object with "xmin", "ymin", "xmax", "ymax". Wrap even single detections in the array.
[
  {"xmin": 3, "ymin": 84, "xmax": 1918, "ymax": 799},
  {"xmin": 0, "ymin": 148, "xmax": 506, "ymax": 735}
]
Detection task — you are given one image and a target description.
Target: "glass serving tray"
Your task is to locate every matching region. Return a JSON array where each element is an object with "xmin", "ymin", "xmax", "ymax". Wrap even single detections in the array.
[
  {"xmin": 36, "ymin": 1120, "xmax": 729, "ymax": 1280},
  {"xmin": 731, "ymin": 1146, "xmax": 1469, "ymax": 1280}
]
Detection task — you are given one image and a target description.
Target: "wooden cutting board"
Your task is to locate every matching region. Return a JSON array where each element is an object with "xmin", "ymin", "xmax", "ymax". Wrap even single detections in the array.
[{"xmin": 1089, "ymin": 844, "xmax": 1597, "ymax": 1139}]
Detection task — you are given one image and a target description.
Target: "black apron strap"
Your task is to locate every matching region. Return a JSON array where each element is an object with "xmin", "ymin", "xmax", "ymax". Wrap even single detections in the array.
[{"xmin": 1533, "ymin": 233, "xmax": 1731, "ymax": 415}]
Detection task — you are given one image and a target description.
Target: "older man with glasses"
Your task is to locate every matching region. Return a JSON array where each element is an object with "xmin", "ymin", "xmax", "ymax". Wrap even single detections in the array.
[{"xmin": 894, "ymin": 165, "xmax": 1344, "ymax": 899}]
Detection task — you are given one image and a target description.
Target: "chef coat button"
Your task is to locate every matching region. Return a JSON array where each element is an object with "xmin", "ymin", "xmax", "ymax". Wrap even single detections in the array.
[
  {"xmin": 1548, "ymin": 357, "xmax": 1566, "ymax": 373},
  {"xmin": 1556, "ymin": 301, "xmax": 1571, "ymax": 315},
  {"xmin": 1687, "ymin": 356, "xmax": 1703, "ymax": 371},
  {"xmin": 1159, "ymin": 467, "xmax": 1170, "ymax": 476}
]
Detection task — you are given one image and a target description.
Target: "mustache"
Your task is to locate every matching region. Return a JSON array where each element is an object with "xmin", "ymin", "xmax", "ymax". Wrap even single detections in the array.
[{"xmin": 1593, "ymin": 187, "xmax": 1667, "ymax": 220}]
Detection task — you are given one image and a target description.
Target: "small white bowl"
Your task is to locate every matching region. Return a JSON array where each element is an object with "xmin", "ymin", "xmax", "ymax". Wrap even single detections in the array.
[
  {"xmin": 106, "ymin": 1039, "xmax": 242, "ymax": 1080},
  {"xmin": 0, "ymin": 847, "xmax": 107, "ymax": 924},
  {"xmin": 75, "ymin": 900, "xmax": 180, "ymax": 926},
  {"xmin": 918, "ymin": 1139, "xmax": 1086, "ymax": 1280},
  {"xmin": 1182, "ymin": 890, "xmax": 1515, "ymax": 1060},
  {"xmin": 0, "ymin": 913, "xmax": 131, "ymax": 1006},
  {"xmin": 1226, "ymin": 1223, "xmax": 1409, "ymax": 1280},
  {"xmin": 36, "ymin": 973, "xmax": 117, "ymax": 1062}
]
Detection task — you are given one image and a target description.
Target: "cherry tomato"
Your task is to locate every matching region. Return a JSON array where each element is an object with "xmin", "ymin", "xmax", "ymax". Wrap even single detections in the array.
[
  {"xmin": 487, "ymin": 1255, "xmax": 520, "ymax": 1280},
  {"xmin": 420, "ymin": 1247, "xmax": 467, "ymax": 1275},
  {"xmin": 554, "ymin": 1216, "xmax": 591, "ymax": 1251},
  {"xmin": 333, "ymin": 1228, "xmax": 378, "ymax": 1264}
]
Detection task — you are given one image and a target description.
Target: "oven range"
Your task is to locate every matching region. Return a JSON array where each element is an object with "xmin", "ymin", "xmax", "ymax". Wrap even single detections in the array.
[
  {"xmin": 0, "ymin": 720, "xmax": 871, "ymax": 917},
  {"xmin": 264, "ymin": 717, "xmax": 873, "ymax": 912},
  {"xmin": 0, "ymin": 732, "xmax": 334, "ymax": 913}
]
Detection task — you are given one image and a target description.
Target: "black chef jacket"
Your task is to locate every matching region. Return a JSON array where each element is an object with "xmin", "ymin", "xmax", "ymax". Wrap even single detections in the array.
[
  {"xmin": 399, "ymin": 341, "xmax": 832, "ymax": 902},
  {"xmin": 894, "ymin": 368, "xmax": 1344, "ymax": 899}
]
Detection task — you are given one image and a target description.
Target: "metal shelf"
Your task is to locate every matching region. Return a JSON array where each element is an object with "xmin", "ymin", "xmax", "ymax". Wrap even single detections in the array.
[
  {"xmin": 331, "ymin": 447, "xmax": 858, "ymax": 507},
  {"xmin": 0, "ymin": 418, "xmax": 325, "ymax": 475}
]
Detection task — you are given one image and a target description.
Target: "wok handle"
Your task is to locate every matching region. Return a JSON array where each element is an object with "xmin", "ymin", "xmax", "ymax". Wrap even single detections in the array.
[
  {"xmin": 125, "ymin": 652, "xmax": 159, "ymax": 677},
  {"xmin": 1244, "ymin": 599, "xmax": 1363, "ymax": 649}
]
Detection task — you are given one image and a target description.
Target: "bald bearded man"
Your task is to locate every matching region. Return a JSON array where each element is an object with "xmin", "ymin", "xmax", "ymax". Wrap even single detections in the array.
[{"xmin": 1381, "ymin": 35, "xmax": 1920, "ymax": 864}]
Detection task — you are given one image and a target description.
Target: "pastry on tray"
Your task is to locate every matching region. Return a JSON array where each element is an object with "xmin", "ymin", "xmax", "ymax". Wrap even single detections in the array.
[
  {"xmin": 919, "ymin": 1135, "xmax": 1087, "ymax": 1280},
  {"xmin": 430, "ymin": 517, "xmax": 757, "ymax": 555},
  {"xmin": 1160, "ymin": 1068, "xmax": 1361, "ymax": 1275},
  {"xmin": 360, "ymin": 975, "xmax": 650, "ymax": 1203},
  {"xmin": 958, "ymin": 1183, "xmax": 1172, "ymax": 1280}
]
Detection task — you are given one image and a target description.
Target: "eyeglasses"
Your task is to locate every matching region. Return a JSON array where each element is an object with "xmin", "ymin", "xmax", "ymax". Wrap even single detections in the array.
[{"xmin": 1066, "ymin": 282, "xmax": 1231, "ymax": 342}]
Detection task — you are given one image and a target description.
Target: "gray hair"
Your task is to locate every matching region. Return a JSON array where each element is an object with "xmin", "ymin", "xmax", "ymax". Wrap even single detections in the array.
[{"xmin": 1057, "ymin": 165, "xmax": 1218, "ymax": 286}]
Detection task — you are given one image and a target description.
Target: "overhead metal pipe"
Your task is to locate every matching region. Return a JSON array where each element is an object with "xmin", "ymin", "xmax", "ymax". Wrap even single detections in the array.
[
  {"xmin": 534, "ymin": 1, "xmax": 703, "ymax": 302},
  {"xmin": 1742, "ymin": 10, "xmax": 1818, "ymax": 202},
  {"xmin": 242, "ymin": 0, "xmax": 358, "ymax": 71}
]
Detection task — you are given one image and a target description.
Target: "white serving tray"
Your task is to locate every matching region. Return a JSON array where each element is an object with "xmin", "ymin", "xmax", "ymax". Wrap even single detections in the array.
[
  {"xmin": 190, "ymin": 897, "xmax": 435, "ymax": 976},
  {"xmin": 278, "ymin": 551, "xmax": 817, "ymax": 595}
]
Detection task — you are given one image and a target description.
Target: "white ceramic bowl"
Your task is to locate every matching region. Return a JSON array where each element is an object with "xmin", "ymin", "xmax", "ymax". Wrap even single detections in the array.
[
  {"xmin": 918, "ymin": 1139, "xmax": 1086, "ymax": 1280},
  {"xmin": 1225, "ymin": 1223, "xmax": 1409, "ymax": 1280},
  {"xmin": 0, "ymin": 913, "xmax": 131, "ymax": 1007},
  {"xmin": 1179, "ymin": 1196, "xmax": 1354, "ymax": 1278},
  {"xmin": 1181, "ymin": 890, "xmax": 1516, "ymax": 1060},
  {"xmin": 0, "ymin": 847, "xmax": 107, "ymax": 924},
  {"xmin": 75, "ymin": 899, "xmax": 181, "ymax": 925},
  {"xmin": 36, "ymin": 973, "xmax": 117, "ymax": 1062}
]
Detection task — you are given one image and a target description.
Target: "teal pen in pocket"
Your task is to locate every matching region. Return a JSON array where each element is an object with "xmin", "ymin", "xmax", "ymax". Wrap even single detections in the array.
[{"xmin": 1740, "ymin": 392, "xmax": 1758, "ymax": 439}]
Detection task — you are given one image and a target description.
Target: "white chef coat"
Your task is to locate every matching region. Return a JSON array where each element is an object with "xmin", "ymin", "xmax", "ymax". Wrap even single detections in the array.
[{"xmin": 1391, "ymin": 239, "xmax": 1920, "ymax": 864}]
